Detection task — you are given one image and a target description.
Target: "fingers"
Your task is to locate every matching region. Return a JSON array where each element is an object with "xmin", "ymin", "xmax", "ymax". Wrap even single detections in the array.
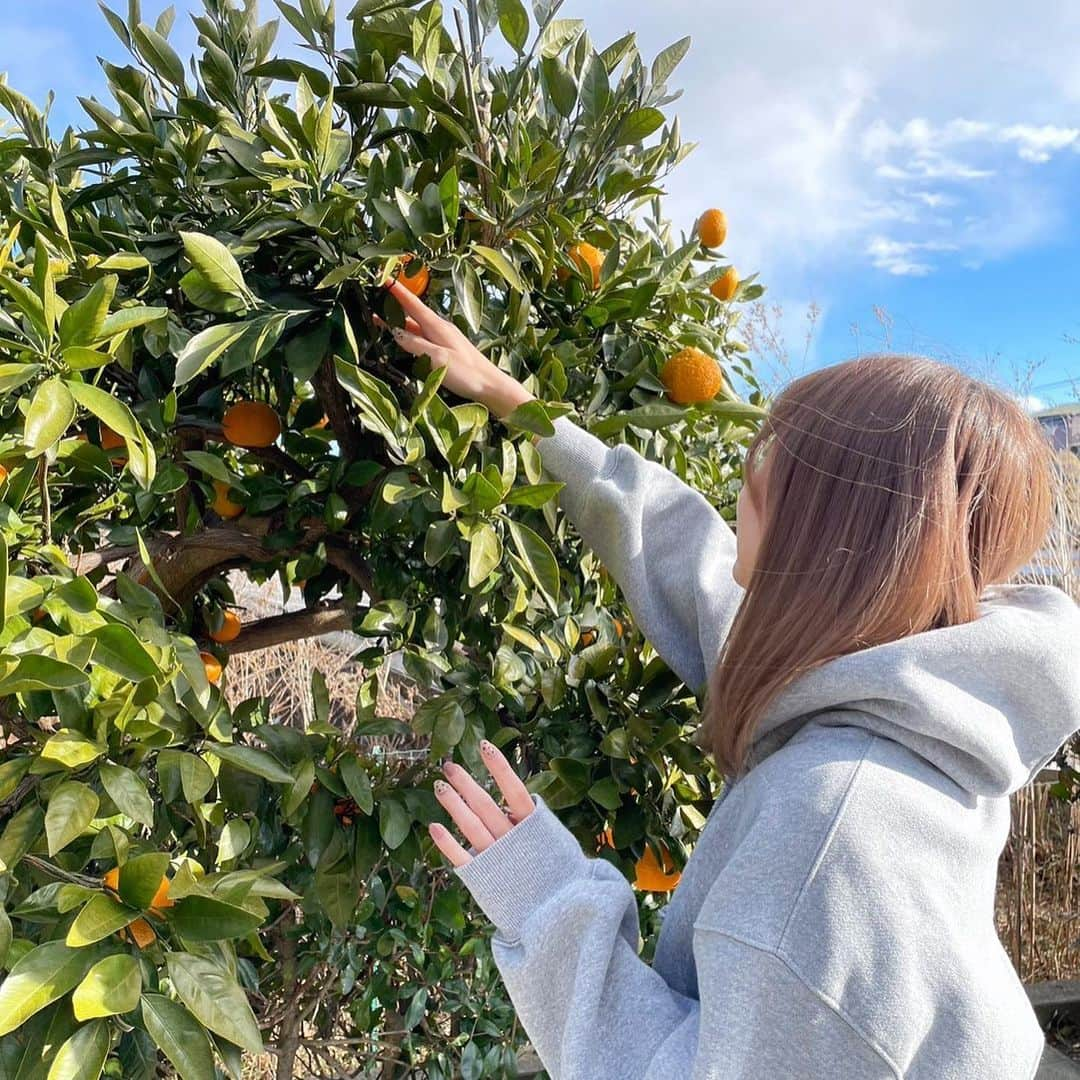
[
  {"xmin": 386, "ymin": 325, "xmax": 446, "ymax": 364},
  {"xmin": 479, "ymin": 740, "xmax": 535, "ymax": 823},
  {"xmin": 440, "ymin": 760, "xmax": 514, "ymax": 842},
  {"xmin": 433, "ymin": 778, "xmax": 495, "ymax": 853},
  {"xmin": 385, "ymin": 279, "xmax": 458, "ymax": 346},
  {"xmin": 372, "ymin": 312, "xmax": 421, "ymax": 335},
  {"xmin": 429, "ymin": 821, "xmax": 472, "ymax": 868}
]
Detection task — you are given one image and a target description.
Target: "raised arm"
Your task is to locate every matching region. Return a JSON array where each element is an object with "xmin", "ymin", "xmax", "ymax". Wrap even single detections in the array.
[
  {"xmin": 379, "ymin": 278, "xmax": 745, "ymax": 693},
  {"xmin": 534, "ymin": 415, "xmax": 744, "ymax": 696}
]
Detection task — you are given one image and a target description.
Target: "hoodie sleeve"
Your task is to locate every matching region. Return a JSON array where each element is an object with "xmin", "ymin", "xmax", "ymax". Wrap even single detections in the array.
[
  {"xmin": 453, "ymin": 791, "xmax": 895, "ymax": 1079},
  {"xmin": 534, "ymin": 415, "xmax": 744, "ymax": 697}
]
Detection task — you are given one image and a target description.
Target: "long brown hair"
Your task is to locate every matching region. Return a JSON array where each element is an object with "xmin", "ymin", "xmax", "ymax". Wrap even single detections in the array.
[{"xmin": 698, "ymin": 354, "xmax": 1057, "ymax": 781}]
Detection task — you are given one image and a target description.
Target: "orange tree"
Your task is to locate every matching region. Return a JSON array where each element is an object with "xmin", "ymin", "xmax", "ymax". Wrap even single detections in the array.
[{"xmin": 0, "ymin": 0, "xmax": 767, "ymax": 1076}]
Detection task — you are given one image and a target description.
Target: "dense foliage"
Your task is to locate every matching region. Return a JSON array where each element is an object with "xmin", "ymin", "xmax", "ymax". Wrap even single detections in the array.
[{"xmin": 0, "ymin": 0, "xmax": 767, "ymax": 1075}]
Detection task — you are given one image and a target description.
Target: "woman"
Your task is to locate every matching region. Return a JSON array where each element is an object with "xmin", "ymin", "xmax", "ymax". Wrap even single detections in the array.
[{"xmin": 381, "ymin": 278, "xmax": 1079, "ymax": 1079}]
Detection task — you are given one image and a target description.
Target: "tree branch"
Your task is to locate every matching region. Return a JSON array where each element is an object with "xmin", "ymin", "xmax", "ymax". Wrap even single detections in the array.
[{"xmin": 224, "ymin": 605, "xmax": 355, "ymax": 654}]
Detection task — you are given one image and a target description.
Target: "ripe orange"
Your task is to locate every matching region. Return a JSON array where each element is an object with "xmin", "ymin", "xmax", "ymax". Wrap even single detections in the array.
[
  {"xmin": 313, "ymin": 415, "xmax": 329, "ymax": 430},
  {"xmin": 209, "ymin": 610, "xmax": 241, "ymax": 643},
  {"xmin": 211, "ymin": 480, "xmax": 244, "ymax": 519},
  {"xmin": 148, "ymin": 876, "xmax": 175, "ymax": 917},
  {"xmin": 633, "ymin": 842, "xmax": 681, "ymax": 892},
  {"xmin": 222, "ymin": 401, "xmax": 281, "ymax": 448},
  {"xmin": 119, "ymin": 917, "xmax": 156, "ymax": 948},
  {"xmin": 200, "ymin": 650, "xmax": 223, "ymax": 685},
  {"xmin": 659, "ymin": 347, "xmax": 725, "ymax": 405},
  {"xmin": 0, "ymin": 464, "xmax": 8, "ymax": 484},
  {"xmin": 709, "ymin": 266, "xmax": 740, "ymax": 302},
  {"xmin": 614, "ymin": 619, "xmax": 624, "ymax": 638},
  {"xmin": 103, "ymin": 867, "xmax": 120, "ymax": 892},
  {"xmin": 557, "ymin": 242, "xmax": 603, "ymax": 290},
  {"xmin": 100, "ymin": 424, "xmax": 125, "ymax": 451},
  {"xmin": 696, "ymin": 208, "xmax": 727, "ymax": 249},
  {"xmin": 394, "ymin": 254, "xmax": 430, "ymax": 297},
  {"xmin": 580, "ymin": 629, "xmax": 596, "ymax": 647}
]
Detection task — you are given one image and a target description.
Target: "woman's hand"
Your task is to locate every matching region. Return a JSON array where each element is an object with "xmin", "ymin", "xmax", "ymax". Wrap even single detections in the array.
[
  {"xmin": 429, "ymin": 739, "xmax": 536, "ymax": 868},
  {"xmin": 376, "ymin": 278, "xmax": 537, "ymax": 422}
]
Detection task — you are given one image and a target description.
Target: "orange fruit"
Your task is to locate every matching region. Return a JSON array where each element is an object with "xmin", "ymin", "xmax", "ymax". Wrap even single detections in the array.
[
  {"xmin": 0, "ymin": 464, "xmax": 8, "ymax": 484},
  {"xmin": 557, "ymin": 242, "xmax": 603, "ymax": 290},
  {"xmin": 119, "ymin": 917, "xmax": 155, "ymax": 948},
  {"xmin": 211, "ymin": 480, "xmax": 244, "ymax": 519},
  {"xmin": 659, "ymin": 347, "xmax": 725, "ymax": 405},
  {"xmin": 103, "ymin": 866, "xmax": 120, "ymax": 892},
  {"xmin": 100, "ymin": 424, "xmax": 125, "ymax": 451},
  {"xmin": 633, "ymin": 842, "xmax": 681, "ymax": 892},
  {"xmin": 394, "ymin": 254, "xmax": 430, "ymax": 297},
  {"xmin": 580, "ymin": 629, "xmax": 596, "ymax": 647},
  {"xmin": 222, "ymin": 401, "xmax": 281, "ymax": 448},
  {"xmin": 148, "ymin": 876, "xmax": 175, "ymax": 917},
  {"xmin": 696, "ymin": 208, "xmax": 727, "ymax": 249},
  {"xmin": 313, "ymin": 415, "xmax": 329, "ymax": 430},
  {"xmin": 209, "ymin": 610, "xmax": 241, "ymax": 643},
  {"xmin": 614, "ymin": 619, "xmax": 624, "ymax": 638},
  {"xmin": 709, "ymin": 266, "xmax": 739, "ymax": 302},
  {"xmin": 200, "ymin": 650, "xmax": 223, "ymax": 685}
]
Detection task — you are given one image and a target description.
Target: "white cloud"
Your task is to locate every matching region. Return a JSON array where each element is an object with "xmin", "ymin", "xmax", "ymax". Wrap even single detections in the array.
[{"xmin": 550, "ymin": 0, "xmax": 1080, "ymax": 304}]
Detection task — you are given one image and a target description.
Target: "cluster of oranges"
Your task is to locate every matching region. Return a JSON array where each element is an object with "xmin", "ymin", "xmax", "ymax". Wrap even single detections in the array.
[
  {"xmin": 555, "ymin": 210, "xmax": 741, "ymax": 407},
  {"xmin": 102, "ymin": 866, "xmax": 175, "ymax": 949}
]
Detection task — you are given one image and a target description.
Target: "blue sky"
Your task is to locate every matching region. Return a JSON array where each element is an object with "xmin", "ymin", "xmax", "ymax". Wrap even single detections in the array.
[{"xmin": 3, "ymin": 0, "xmax": 1079, "ymax": 406}]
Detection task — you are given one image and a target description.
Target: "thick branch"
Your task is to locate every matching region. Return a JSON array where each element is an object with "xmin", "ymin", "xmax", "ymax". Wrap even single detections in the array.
[{"xmin": 224, "ymin": 605, "xmax": 355, "ymax": 654}]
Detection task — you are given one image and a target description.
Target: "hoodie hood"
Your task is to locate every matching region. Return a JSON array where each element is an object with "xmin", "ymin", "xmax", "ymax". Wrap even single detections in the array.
[{"xmin": 740, "ymin": 582, "xmax": 1080, "ymax": 797}]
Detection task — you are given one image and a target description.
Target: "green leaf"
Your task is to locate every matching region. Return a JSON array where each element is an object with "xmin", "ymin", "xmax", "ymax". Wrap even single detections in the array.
[
  {"xmin": 539, "ymin": 17, "xmax": 584, "ymax": 58},
  {"xmin": 65, "ymin": 380, "xmax": 156, "ymax": 489},
  {"xmin": 467, "ymin": 523, "xmax": 502, "ymax": 588},
  {"xmin": 24, "ymin": 378, "xmax": 76, "ymax": 456},
  {"xmin": 0, "ymin": 803, "xmax": 44, "ymax": 872},
  {"xmin": 133, "ymin": 22, "xmax": 186, "ymax": 85},
  {"xmin": 85, "ymin": 624, "xmax": 159, "ymax": 682},
  {"xmin": 338, "ymin": 755, "xmax": 373, "ymax": 815},
  {"xmin": 46, "ymin": 1018, "xmax": 110, "ymax": 1080},
  {"xmin": 217, "ymin": 819, "xmax": 250, "ymax": 864},
  {"xmin": 452, "ymin": 259, "xmax": 483, "ymax": 334},
  {"xmin": 142, "ymin": 995, "xmax": 216, "ymax": 1080},
  {"xmin": 378, "ymin": 797, "xmax": 410, "ymax": 850},
  {"xmin": 0, "ymin": 274, "xmax": 46, "ymax": 339},
  {"xmin": 98, "ymin": 764, "xmax": 154, "ymax": 827},
  {"xmin": 41, "ymin": 730, "xmax": 104, "ymax": 769},
  {"xmin": 497, "ymin": 0, "xmax": 529, "ymax": 52},
  {"xmin": 116, "ymin": 852, "xmax": 170, "ymax": 910},
  {"xmin": 97, "ymin": 305, "xmax": 167, "ymax": 340},
  {"xmin": 0, "ymin": 907, "xmax": 9, "ymax": 969},
  {"xmin": 62, "ymin": 348, "xmax": 112, "ymax": 371},
  {"xmin": 246, "ymin": 58, "xmax": 331, "ymax": 96},
  {"xmin": 66, "ymin": 895, "xmax": 136, "ymax": 948},
  {"xmin": 173, "ymin": 322, "xmax": 250, "ymax": 387},
  {"xmin": 72, "ymin": 955, "xmax": 141, "ymax": 1020},
  {"xmin": 501, "ymin": 399, "xmax": 558, "ymax": 438},
  {"xmin": 0, "ymin": 941, "xmax": 102, "ymax": 1036},
  {"xmin": 58, "ymin": 275, "xmax": 117, "ymax": 348},
  {"xmin": 167, "ymin": 895, "xmax": 263, "ymax": 941},
  {"xmin": 166, "ymin": 953, "xmax": 263, "ymax": 1054},
  {"xmin": 507, "ymin": 519, "xmax": 560, "ymax": 614},
  {"xmin": 581, "ymin": 52, "xmax": 610, "ymax": 121},
  {"xmin": 45, "ymin": 782, "xmax": 99, "ymax": 856},
  {"xmin": 650, "ymin": 35, "xmax": 691, "ymax": 85},
  {"xmin": 178, "ymin": 233, "xmax": 248, "ymax": 299},
  {"xmin": 614, "ymin": 107, "xmax": 665, "ymax": 146},
  {"xmin": 158, "ymin": 750, "xmax": 215, "ymax": 804},
  {"xmin": 0, "ymin": 654, "xmax": 88, "ymax": 695},
  {"xmin": 541, "ymin": 55, "xmax": 577, "ymax": 118},
  {"xmin": 0, "ymin": 362, "xmax": 42, "ymax": 394},
  {"xmin": 203, "ymin": 744, "xmax": 294, "ymax": 785},
  {"xmin": 469, "ymin": 245, "xmax": 525, "ymax": 293}
]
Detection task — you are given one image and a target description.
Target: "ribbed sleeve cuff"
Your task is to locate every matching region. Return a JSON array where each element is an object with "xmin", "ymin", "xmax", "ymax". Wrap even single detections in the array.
[
  {"xmin": 452, "ymin": 792, "xmax": 594, "ymax": 942},
  {"xmin": 534, "ymin": 414, "xmax": 618, "ymax": 485}
]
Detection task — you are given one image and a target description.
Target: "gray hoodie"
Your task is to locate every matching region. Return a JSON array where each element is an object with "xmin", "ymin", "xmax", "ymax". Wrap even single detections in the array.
[{"xmin": 453, "ymin": 415, "xmax": 1080, "ymax": 1079}]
